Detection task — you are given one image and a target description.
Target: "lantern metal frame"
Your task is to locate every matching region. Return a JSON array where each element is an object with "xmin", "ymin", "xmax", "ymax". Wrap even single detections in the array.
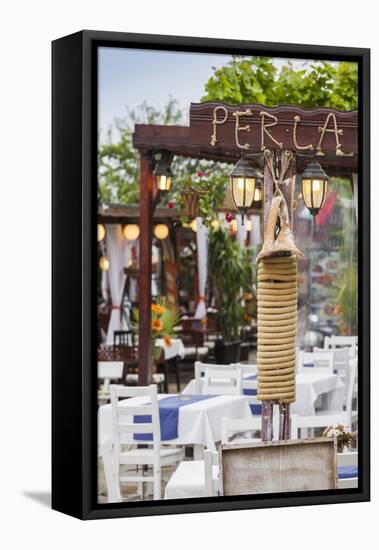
[
  {"xmin": 301, "ymin": 160, "xmax": 329, "ymax": 216},
  {"xmin": 229, "ymin": 154, "xmax": 258, "ymax": 224}
]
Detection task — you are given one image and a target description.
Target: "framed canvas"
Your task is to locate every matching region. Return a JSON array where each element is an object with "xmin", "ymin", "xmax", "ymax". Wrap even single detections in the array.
[{"xmin": 52, "ymin": 30, "xmax": 370, "ymax": 520}]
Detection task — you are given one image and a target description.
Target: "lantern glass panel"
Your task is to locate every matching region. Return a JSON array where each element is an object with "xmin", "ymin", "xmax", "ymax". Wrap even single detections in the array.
[
  {"xmin": 231, "ymin": 176, "xmax": 255, "ymax": 208},
  {"xmin": 157, "ymin": 174, "xmax": 171, "ymax": 191},
  {"xmin": 302, "ymin": 178, "xmax": 327, "ymax": 209}
]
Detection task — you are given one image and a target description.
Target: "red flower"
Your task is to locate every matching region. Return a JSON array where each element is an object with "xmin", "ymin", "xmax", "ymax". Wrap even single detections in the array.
[
  {"xmin": 225, "ymin": 212, "xmax": 232, "ymax": 222},
  {"xmin": 205, "ymin": 171, "xmax": 209, "ymax": 177},
  {"xmin": 197, "ymin": 170, "xmax": 203, "ymax": 177},
  {"xmin": 167, "ymin": 200, "xmax": 174, "ymax": 209}
]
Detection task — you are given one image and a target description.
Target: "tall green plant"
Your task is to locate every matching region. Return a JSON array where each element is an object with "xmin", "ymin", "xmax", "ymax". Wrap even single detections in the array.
[{"xmin": 208, "ymin": 226, "xmax": 253, "ymax": 340}]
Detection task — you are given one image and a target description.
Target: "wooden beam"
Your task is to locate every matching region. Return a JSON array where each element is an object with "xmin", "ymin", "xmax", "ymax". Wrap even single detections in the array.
[{"xmin": 138, "ymin": 152, "xmax": 154, "ymax": 386}]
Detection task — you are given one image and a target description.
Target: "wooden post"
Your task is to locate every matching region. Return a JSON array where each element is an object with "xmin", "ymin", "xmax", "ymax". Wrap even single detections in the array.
[
  {"xmin": 261, "ymin": 156, "xmax": 275, "ymax": 441},
  {"xmin": 262, "ymin": 401, "xmax": 274, "ymax": 442},
  {"xmin": 278, "ymin": 161, "xmax": 295, "ymax": 439},
  {"xmin": 138, "ymin": 151, "xmax": 155, "ymax": 385}
]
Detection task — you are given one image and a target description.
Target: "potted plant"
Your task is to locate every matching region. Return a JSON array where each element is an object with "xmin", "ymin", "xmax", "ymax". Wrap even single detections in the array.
[
  {"xmin": 208, "ymin": 224, "xmax": 254, "ymax": 364},
  {"xmin": 132, "ymin": 296, "xmax": 181, "ymax": 365},
  {"xmin": 323, "ymin": 424, "xmax": 354, "ymax": 453}
]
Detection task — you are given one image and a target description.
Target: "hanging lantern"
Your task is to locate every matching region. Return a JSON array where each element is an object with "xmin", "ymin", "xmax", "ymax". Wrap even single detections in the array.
[
  {"xmin": 99, "ymin": 256, "xmax": 109, "ymax": 271},
  {"xmin": 97, "ymin": 223, "xmax": 105, "ymax": 242},
  {"xmin": 123, "ymin": 224, "xmax": 140, "ymax": 240},
  {"xmin": 154, "ymin": 160, "xmax": 174, "ymax": 191},
  {"xmin": 301, "ymin": 161, "xmax": 329, "ymax": 216},
  {"xmin": 254, "ymin": 188, "xmax": 262, "ymax": 202},
  {"xmin": 229, "ymin": 156, "xmax": 257, "ymax": 224},
  {"xmin": 154, "ymin": 224, "xmax": 169, "ymax": 240}
]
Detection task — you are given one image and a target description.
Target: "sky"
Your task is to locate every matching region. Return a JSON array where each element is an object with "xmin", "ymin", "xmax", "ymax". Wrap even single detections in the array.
[{"xmin": 98, "ymin": 47, "xmax": 317, "ymax": 143}]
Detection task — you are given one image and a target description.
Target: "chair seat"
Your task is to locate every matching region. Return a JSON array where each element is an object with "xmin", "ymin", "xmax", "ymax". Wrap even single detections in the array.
[
  {"xmin": 165, "ymin": 460, "xmax": 219, "ymax": 499},
  {"xmin": 120, "ymin": 446, "xmax": 183, "ymax": 466},
  {"xmin": 229, "ymin": 436, "xmax": 261, "ymax": 445}
]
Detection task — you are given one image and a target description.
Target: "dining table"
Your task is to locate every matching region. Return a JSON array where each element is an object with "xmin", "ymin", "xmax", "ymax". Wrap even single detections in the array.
[
  {"xmin": 182, "ymin": 371, "xmax": 344, "ymax": 416},
  {"xmin": 98, "ymin": 392, "xmax": 252, "ymax": 453}
]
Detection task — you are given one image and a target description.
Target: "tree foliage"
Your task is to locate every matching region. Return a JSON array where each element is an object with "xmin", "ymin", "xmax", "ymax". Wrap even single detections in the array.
[
  {"xmin": 202, "ymin": 57, "xmax": 358, "ymax": 110},
  {"xmin": 98, "ymin": 99, "xmax": 185, "ymax": 204}
]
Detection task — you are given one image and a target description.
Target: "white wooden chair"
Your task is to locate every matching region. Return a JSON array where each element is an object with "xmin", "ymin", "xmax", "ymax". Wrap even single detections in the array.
[
  {"xmin": 296, "ymin": 357, "xmax": 357, "ymax": 437},
  {"xmin": 297, "ymin": 350, "xmax": 334, "ymax": 374},
  {"xmin": 164, "ymin": 450, "xmax": 219, "ymax": 499},
  {"xmin": 98, "ymin": 361, "xmax": 124, "ymax": 404},
  {"xmin": 98, "ymin": 361, "xmax": 124, "ymax": 388},
  {"xmin": 337, "ymin": 451, "xmax": 358, "ymax": 489},
  {"xmin": 110, "ymin": 384, "xmax": 183, "ymax": 500},
  {"xmin": 203, "ymin": 365, "xmax": 242, "ymax": 395},
  {"xmin": 325, "ymin": 335, "xmax": 357, "ymax": 358},
  {"xmin": 314, "ymin": 346, "xmax": 349, "ymax": 377},
  {"xmin": 100, "ymin": 439, "xmax": 121, "ymax": 503}
]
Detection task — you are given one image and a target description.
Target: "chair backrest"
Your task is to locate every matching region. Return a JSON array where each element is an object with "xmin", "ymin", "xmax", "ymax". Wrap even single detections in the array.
[
  {"xmin": 110, "ymin": 384, "xmax": 161, "ymax": 467},
  {"xmin": 98, "ymin": 361, "xmax": 124, "ymax": 388},
  {"xmin": 114, "ymin": 330, "xmax": 135, "ymax": 347},
  {"xmin": 194, "ymin": 361, "xmax": 232, "ymax": 393},
  {"xmin": 298, "ymin": 350, "xmax": 334, "ymax": 374},
  {"xmin": 221, "ymin": 415, "xmax": 298, "ymax": 444},
  {"xmin": 337, "ymin": 450, "xmax": 358, "ymax": 468},
  {"xmin": 204, "ymin": 450, "xmax": 219, "ymax": 496},
  {"xmin": 314, "ymin": 346, "xmax": 349, "ymax": 375},
  {"xmin": 100, "ymin": 439, "xmax": 121, "ymax": 503},
  {"xmin": 325, "ymin": 335, "xmax": 357, "ymax": 357},
  {"xmin": 337, "ymin": 450, "xmax": 358, "ymax": 488},
  {"xmin": 345, "ymin": 358, "xmax": 358, "ymax": 424},
  {"xmin": 203, "ymin": 366, "xmax": 242, "ymax": 395},
  {"xmin": 234, "ymin": 363, "xmax": 257, "ymax": 375},
  {"xmin": 295, "ymin": 413, "xmax": 345, "ymax": 432}
]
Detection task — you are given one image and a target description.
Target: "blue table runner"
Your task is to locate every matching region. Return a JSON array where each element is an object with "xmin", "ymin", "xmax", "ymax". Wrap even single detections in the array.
[
  {"xmin": 242, "ymin": 374, "xmax": 261, "ymax": 415},
  {"xmin": 134, "ymin": 394, "xmax": 217, "ymax": 441}
]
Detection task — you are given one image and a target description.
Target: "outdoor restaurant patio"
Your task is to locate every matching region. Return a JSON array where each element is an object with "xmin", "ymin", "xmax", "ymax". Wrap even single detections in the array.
[{"xmin": 96, "ymin": 52, "xmax": 359, "ymax": 503}]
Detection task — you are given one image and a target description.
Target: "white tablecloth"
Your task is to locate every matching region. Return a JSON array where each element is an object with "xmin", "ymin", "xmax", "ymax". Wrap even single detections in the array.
[
  {"xmin": 98, "ymin": 394, "xmax": 251, "ymax": 451},
  {"xmin": 182, "ymin": 372, "xmax": 344, "ymax": 416},
  {"xmin": 155, "ymin": 338, "xmax": 186, "ymax": 360}
]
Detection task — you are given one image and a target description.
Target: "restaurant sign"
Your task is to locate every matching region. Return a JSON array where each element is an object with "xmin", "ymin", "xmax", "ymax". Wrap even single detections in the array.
[{"xmin": 189, "ymin": 102, "xmax": 358, "ymax": 157}]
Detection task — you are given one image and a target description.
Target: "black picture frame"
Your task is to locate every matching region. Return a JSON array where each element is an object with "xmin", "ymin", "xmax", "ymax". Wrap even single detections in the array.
[{"xmin": 52, "ymin": 30, "xmax": 370, "ymax": 520}]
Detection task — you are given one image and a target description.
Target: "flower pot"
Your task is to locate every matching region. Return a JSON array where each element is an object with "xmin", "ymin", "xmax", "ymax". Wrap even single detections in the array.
[{"xmin": 214, "ymin": 340, "xmax": 241, "ymax": 364}]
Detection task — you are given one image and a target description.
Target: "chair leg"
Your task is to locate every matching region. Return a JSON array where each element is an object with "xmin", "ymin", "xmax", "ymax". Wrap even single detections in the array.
[
  {"xmin": 154, "ymin": 468, "xmax": 161, "ymax": 500},
  {"xmin": 164, "ymin": 362, "xmax": 169, "ymax": 393},
  {"xmin": 175, "ymin": 357, "xmax": 180, "ymax": 392}
]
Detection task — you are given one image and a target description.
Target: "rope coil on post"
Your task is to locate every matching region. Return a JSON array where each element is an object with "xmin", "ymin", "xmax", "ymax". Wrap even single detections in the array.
[{"xmin": 256, "ymin": 154, "xmax": 302, "ymax": 407}]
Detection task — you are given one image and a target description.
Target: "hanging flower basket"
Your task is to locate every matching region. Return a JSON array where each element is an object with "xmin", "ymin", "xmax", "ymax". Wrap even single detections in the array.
[{"xmin": 181, "ymin": 187, "xmax": 205, "ymax": 219}]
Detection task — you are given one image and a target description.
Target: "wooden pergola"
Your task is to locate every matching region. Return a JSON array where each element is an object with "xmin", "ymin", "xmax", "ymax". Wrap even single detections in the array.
[{"xmin": 132, "ymin": 102, "xmax": 358, "ymax": 431}]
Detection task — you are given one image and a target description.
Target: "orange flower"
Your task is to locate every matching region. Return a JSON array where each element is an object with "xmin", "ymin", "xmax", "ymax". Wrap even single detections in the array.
[
  {"xmin": 152, "ymin": 319, "xmax": 163, "ymax": 332},
  {"xmin": 163, "ymin": 335, "xmax": 172, "ymax": 347},
  {"xmin": 152, "ymin": 304, "xmax": 165, "ymax": 315},
  {"xmin": 243, "ymin": 293, "xmax": 253, "ymax": 301}
]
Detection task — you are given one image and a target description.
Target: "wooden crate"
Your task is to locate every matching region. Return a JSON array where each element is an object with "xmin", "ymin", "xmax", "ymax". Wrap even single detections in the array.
[{"xmin": 220, "ymin": 437, "xmax": 337, "ymax": 496}]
